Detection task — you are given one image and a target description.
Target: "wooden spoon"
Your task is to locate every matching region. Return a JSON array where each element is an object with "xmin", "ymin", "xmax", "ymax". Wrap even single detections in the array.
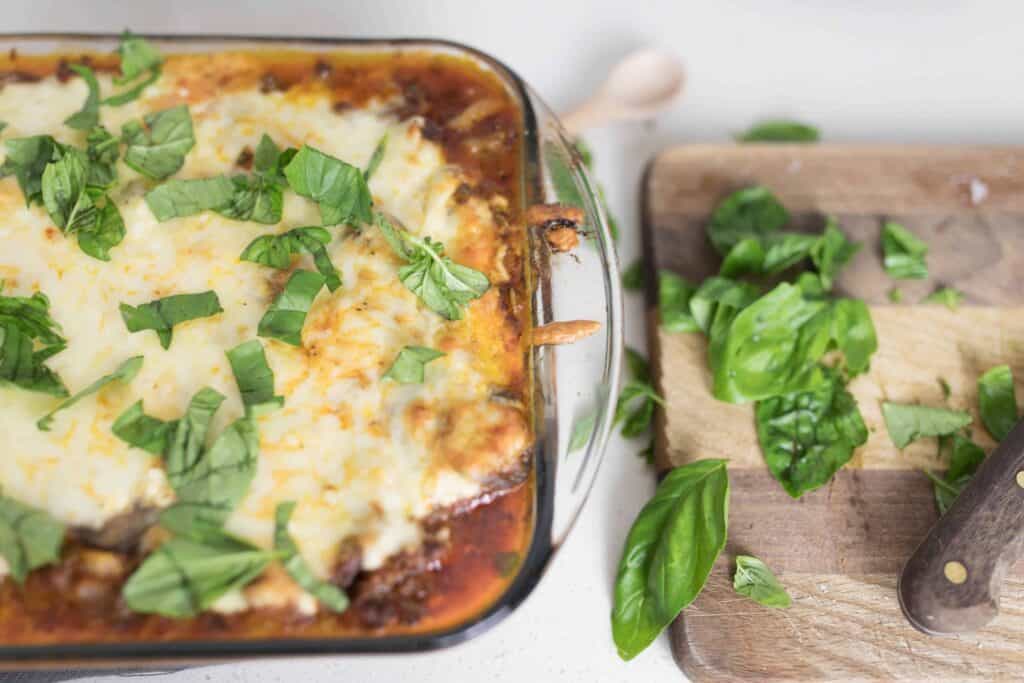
[{"xmin": 560, "ymin": 48, "xmax": 685, "ymax": 135}]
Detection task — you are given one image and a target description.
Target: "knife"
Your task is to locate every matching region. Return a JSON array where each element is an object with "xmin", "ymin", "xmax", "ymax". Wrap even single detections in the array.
[{"xmin": 898, "ymin": 418, "xmax": 1024, "ymax": 634}]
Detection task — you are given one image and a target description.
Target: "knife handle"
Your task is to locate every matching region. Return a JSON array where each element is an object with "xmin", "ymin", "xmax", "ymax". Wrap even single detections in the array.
[{"xmin": 898, "ymin": 419, "xmax": 1024, "ymax": 634}]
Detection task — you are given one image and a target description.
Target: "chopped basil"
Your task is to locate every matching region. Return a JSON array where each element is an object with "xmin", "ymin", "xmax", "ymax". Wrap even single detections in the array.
[
  {"xmin": 274, "ymin": 502, "xmax": 350, "ymax": 612},
  {"xmin": 706, "ymin": 186, "xmax": 788, "ymax": 255},
  {"xmin": 103, "ymin": 68, "xmax": 161, "ymax": 107},
  {"xmin": 924, "ymin": 435, "xmax": 986, "ymax": 514},
  {"xmin": 37, "ymin": 356, "xmax": 143, "ymax": 431},
  {"xmin": 76, "ymin": 199, "xmax": 126, "ymax": 262},
  {"xmin": 240, "ymin": 227, "xmax": 341, "ymax": 292},
  {"xmin": 144, "ymin": 176, "xmax": 235, "ymax": 221},
  {"xmin": 63, "ymin": 65, "xmax": 101, "ymax": 131},
  {"xmin": 924, "ymin": 286, "xmax": 964, "ymax": 310},
  {"xmin": 611, "ymin": 459, "xmax": 729, "ymax": 661},
  {"xmin": 375, "ymin": 212, "xmax": 490, "ymax": 320},
  {"xmin": 882, "ymin": 402, "xmax": 972, "ymax": 449},
  {"xmin": 733, "ymin": 555, "xmax": 791, "ymax": 607},
  {"xmin": 615, "ymin": 347, "xmax": 664, "ymax": 438},
  {"xmin": 41, "ymin": 152, "xmax": 98, "ymax": 233},
  {"xmin": 104, "ymin": 31, "xmax": 162, "ymax": 106},
  {"xmin": 120, "ymin": 291, "xmax": 223, "ymax": 349},
  {"xmin": 1, "ymin": 135, "xmax": 63, "ymax": 205},
  {"xmin": 122, "ymin": 533, "xmax": 276, "ymax": 617},
  {"xmin": 658, "ymin": 271, "xmax": 699, "ymax": 332},
  {"xmin": 219, "ymin": 174, "xmax": 284, "ymax": 224},
  {"xmin": 0, "ymin": 286, "xmax": 67, "ymax": 397},
  {"xmin": 253, "ymin": 134, "xmax": 285, "ymax": 177},
  {"xmin": 364, "ymin": 133, "xmax": 388, "ymax": 181},
  {"xmin": 226, "ymin": 340, "xmax": 283, "ymax": 415},
  {"xmin": 978, "ymin": 365, "xmax": 1017, "ymax": 442},
  {"xmin": 688, "ymin": 276, "xmax": 759, "ymax": 335},
  {"xmin": 257, "ymin": 270, "xmax": 325, "ymax": 346},
  {"xmin": 85, "ymin": 125, "xmax": 120, "ymax": 188},
  {"xmin": 0, "ymin": 494, "xmax": 65, "ymax": 583},
  {"xmin": 283, "ymin": 145, "xmax": 373, "ymax": 227},
  {"xmin": 382, "ymin": 345, "xmax": 445, "ymax": 383},
  {"xmin": 882, "ymin": 221, "xmax": 928, "ymax": 280},
  {"xmin": 810, "ymin": 219, "xmax": 860, "ymax": 290},
  {"xmin": 122, "ymin": 105, "xmax": 195, "ymax": 180},
  {"xmin": 737, "ymin": 120, "xmax": 820, "ymax": 143},
  {"xmin": 112, "ymin": 400, "xmax": 178, "ymax": 455}
]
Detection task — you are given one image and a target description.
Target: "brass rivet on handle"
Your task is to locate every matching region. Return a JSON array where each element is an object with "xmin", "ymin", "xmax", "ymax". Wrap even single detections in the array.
[
  {"xmin": 944, "ymin": 560, "xmax": 968, "ymax": 585},
  {"xmin": 1016, "ymin": 470, "xmax": 1024, "ymax": 489}
]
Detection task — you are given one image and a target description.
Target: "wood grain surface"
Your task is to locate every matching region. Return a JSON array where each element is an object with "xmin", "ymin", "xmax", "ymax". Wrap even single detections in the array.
[{"xmin": 641, "ymin": 145, "xmax": 1024, "ymax": 681}]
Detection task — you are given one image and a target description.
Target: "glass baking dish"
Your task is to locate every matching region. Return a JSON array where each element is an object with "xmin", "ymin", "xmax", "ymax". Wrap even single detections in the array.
[{"xmin": 0, "ymin": 33, "xmax": 622, "ymax": 667}]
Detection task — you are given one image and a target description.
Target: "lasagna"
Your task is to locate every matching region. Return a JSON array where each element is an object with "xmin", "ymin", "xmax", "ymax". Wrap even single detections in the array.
[{"xmin": 0, "ymin": 35, "xmax": 542, "ymax": 643}]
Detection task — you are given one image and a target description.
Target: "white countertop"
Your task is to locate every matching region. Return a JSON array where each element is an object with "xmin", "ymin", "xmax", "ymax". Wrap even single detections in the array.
[{"xmin": 8, "ymin": 1, "xmax": 1024, "ymax": 681}]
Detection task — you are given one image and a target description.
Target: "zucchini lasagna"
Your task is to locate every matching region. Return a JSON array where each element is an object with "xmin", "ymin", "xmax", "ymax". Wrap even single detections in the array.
[{"xmin": 0, "ymin": 35, "xmax": 540, "ymax": 642}]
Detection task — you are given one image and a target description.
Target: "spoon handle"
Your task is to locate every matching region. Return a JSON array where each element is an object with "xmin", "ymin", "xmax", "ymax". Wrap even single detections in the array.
[
  {"xmin": 560, "ymin": 100, "xmax": 615, "ymax": 136},
  {"xmin": 898, "ymin": 418, "xmax": 1024, "ymax": 634}
]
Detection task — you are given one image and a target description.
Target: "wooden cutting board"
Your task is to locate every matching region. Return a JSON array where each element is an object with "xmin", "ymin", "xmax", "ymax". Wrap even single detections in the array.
[{"xmin": 640, "ymin": 145, "xmax": 1024, "ymax": 681}]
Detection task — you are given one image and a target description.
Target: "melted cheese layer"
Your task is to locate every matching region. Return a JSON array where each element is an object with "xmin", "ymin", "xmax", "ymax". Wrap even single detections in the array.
[{"xmin": 0, "ymin": 67, "xmax": 527, "ymax": 601}]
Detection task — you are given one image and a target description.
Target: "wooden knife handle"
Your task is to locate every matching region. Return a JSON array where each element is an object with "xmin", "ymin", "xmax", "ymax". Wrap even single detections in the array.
[{"xmin": 898, "ymin": 419, "xmax": 1024, "ymax": 634}]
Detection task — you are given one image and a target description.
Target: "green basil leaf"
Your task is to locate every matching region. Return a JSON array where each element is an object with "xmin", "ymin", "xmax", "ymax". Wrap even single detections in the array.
[
  {"xmin": 888, "ymin": 287, "xmax": 903, "ymax": 303},
  {"xmin": 120, "ymin": 291, "xmax": 223, "ymax": 349},
  {"xmin": 283, "ymin": 145, "xmax": 373, "ymax": 226},
  {"xmin": 122, "ymin": 105, "xmax": 195, "ymax": 180},
  {"xmin": 688, "ymin": 276, "xmax": 759, "ymax": 336},
  {"xmin": 706, "ymin": 186, "xmax": 788, "ymax": 255},
  {"xmin": 611, "ymin": 459, "xmax": 729, "ymax": 661},
  {"xmin": 258, "ymin": 270, "xmax": 326, "ymax": 346},
  {"xmin": 733, "ymin": 555, "xmax": 791, "ymax": 607},
  {"xmin": 719, "ymin": 237, "xmax": 765, "ymax": 277},
  {"xmin": 625, "ymin": 346, "xmax": 651, "ymax": 382},
  {"xmin": 737, "ymin": 120, "xmax": 820, "ymax": 143},
  {"xmin": 85, "ymin": 125, "xmax": 120, "ymax": 188},
  {"xmin": 226, "ymin": 340, "xmax": 283, "ymax": 415},
  {"xmin": 638, "ymin": 440, "xmax": 655, "ymax": 464},
  {"xmin": 253, "ymin": 134, "xmax": 283, "ymax": 177},
  {"xmin": 218, "ymin": 174, "xmax": 284, "ymax": 224},
  {"xmin": 114, "ymin": 31, "xmax": 163, "ymax": 85},
  {"xmin": 240, "ymin": 227, "xmax": 340, "ymax": 292},
  {"xmin": 622, "ymin": 261, "xmax": 645, "ymax": 291},
  {"xmin": 144, "ymin": 176, "xmax": 235, "ymax": 221},
  {"xmin": 756, "ymin": 370, "xmax": 867, "ymax": 498},
  {"xmin": 1, "ymin": 135, "xmax": 64, "ymax": 205},
  {"xmin": 924, "ymin": 287, "xmax": 964, "ymax": 310},
  {"xmin": 568, "ymin": 411, "xmax": 596, "ymax": 453},
  {"xmin": 0, "ymin": 494, "xmax": 65, "ymax": 583},
  {"xmin": 274, "ymin": 501, "xmax": 350, "ymax": 612},
  {"xmin": 37, "ymin": 355, "xmax": 143, "ymax": 431},
  {"xmin": 122, "ymin": 535, "xmax": 274, "ymax": 617},
  {"xmin": 63, "ymin": 65, "xmax": 101, "ymax": 131},
  {"xmin": 0, "ymin": 287, "xmax": 68, "ymax": 397},
  {"xmin": 925, "ymin": 434, "xmax": 986, "ymax": 515},
  {"xmin": 41, "ymin": 152, "xmax": 97, "ymax": 233},
  {"xmin": 615, "ymin": 380, "xmax": 665, "ymax": 438},
  {"xmin": 382, "ymin": 345, "xmax": 445, "ymax": 384},
  {"xmin": 657, "ymin": 271, "xmax": 699, "ymax": 332},
  {"xmin": 364, "ymin": 133, "xmax": 388, "ymax": 181},
  {"xmin": 882, "ymin": 402, "xmax": 972, "ymax": 449},
  {"xmin": 112, "ymin": 400, "xmax": 178, "ymax": 455},
  {"xmin": 76, "ymin": 198, "xmax": 126, "ymax": 262},
  {"xmin": 882, "ymin": 221, "xmax": 928, "ymax": 280},
  {"xmin": 164, "ymin": 387, "xmax": 226, "ymax": 486},
  {"xmin": 103, "ymin": 66, "xmax": 161, "ymax": 107},
  {"xmin": 810, "ymin": 218, "xmax": 860, "ymax": 290},
  {"xmin": 829, "ymin": 298, "xmax": 877, "ymax": 377},
  {"xmin": 978, "ymin": 365, "xmax": 1017, "ymax": 442},
  {"xmin": 0, "ymin": 287, "xmax": 65, "ymax": 348}
]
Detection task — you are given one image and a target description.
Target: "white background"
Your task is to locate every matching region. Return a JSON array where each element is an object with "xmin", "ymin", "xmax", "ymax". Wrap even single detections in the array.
[{"xmin": 7, "ymin": 1, "xmax": 1024, "ymax": 681}]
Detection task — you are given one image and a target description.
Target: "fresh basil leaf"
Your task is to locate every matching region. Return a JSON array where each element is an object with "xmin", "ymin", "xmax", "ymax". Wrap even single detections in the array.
[
  {"xmin": 810, "ymin": 218, "xmax": 860, "ymax": 290},
  {"xmin": 568, "ymin": 411, "xmax": 596, "ymax": 453},
  {"xmin": 625, "ymin": 346, "xmax": 651, "ymax": 382},
  {"xmin": 218, "ymin": 174, "xmax": 284, "ymax": 224},
  {"xmin": 112, "ymin": 400, "xmax": 178, "ymax": 455},
  {"xmin": 76, "ymin": 198, "xmax": 126, "ymax": 261},
  {"xmin": 253, "ymin": 134, "xmax": 282, "ymax": 177},
  {"xmin": 37, "ymin": 356, "xmax": 142, "ymax": 431},
  {"xmin": 658, "ymin": 271, "xmax": 699, "ymax": 332},
  {"xmin": 64, "ymin": 65, "xmax": 101, "ymax": 131},
  {"xmin": 0, "ymin": 287, "xmax": 67, "ymax": 397},
  {"xmin": 120, "ymin": 291, "xmax": 223, "ymax": 349},
  {"xmin": 122, "ymin": 534, "xmax": 275, "ymax": 617},
  {"xmin": 364, "ymin": 133, "xmax": 388, "ymax": 181},
  {"xmin": 226, "ymin": 340, "xmax": 283, "ymax": 415},
  {"xmin": 240, "ymin": 227, "xmax": 340, "ymax": 292},
  {"xmin": 829, "ymin": 298, "xmax": 877, "ymax": 376},
  {"xmin": 144, "ymin": 176, "xmax": 235, "ymax": 221},
  {"xmin": 925, "ymin": 434, "xmax": 986, "ymax": 515},
  {"xmin": 611, "ymin": 459, "xmax": 729, "ymax": 661},
  {"xmin": 0, "ymin": 287, "xmax": 65, "ymax": 348},
  {"xmin": 1, "ymin": 135, "xmax": 64, "ymax": 205},
  {"xmin": 114, "ymin": 31, "xmax": 162, "ymax": 85},
  {"xmin": 733, "ymin": 555, "xmax": 791, "ymax": 607},
  {"xmin": 706, "ymin": 186, "xmax": 788, "ymax": 255},
  {"xmin": 738, "ymin": 120, "xmax": 819, "ymax": 143},
  {"xmin": 382, "ymin": 345, "xmax": 445, "ymax": 384},
  {"xmin": 103, "ymin": 67, "xmax": 161, "ymax": 107},
  {"xmin": 882, "ymin": 402, "xmax": 972, "ymax": 449},
  {"xmin": 0, "ymin": 494, "xmax": 65, "ymax": 583},
  {"xmin": 688, "ymin": 276, "xmax": 759, "ymax": 336},
  {"xmin": 978, "ymin": 365, "xmax": 1017, "ymax": 442},
  {"xmin": 882, "ymin": 221, "xmax": 928, "ymax": 280},
  {"xmin": 719, "ymin": 237, "xmax": 765, "ymax": 277},
  {"xmin": 258, "ymin": 270, "xmax": 326, "ymax": 346},
  {"xmin": 41, "ymin": 152, "xmax": 97, "ymax": 233},
  {"xmin": 756, "ymin": 370, "xmax": 867, "ymax": 498},
  {"xmin": 888, "ymin": 287, "xmax": 903, "ymax": 303},
  {"xmin": 638, "ymin": 440, "xmax": 655, "ymax": 464},
  {"xmin": 274, "ymin": 502, "xmax": 350, "ymax": 612},
  {"xmin": 165, "ymin": 387, "xmax": 226, "ymax": 486},
  {"xmin": 615, "ymin": 380, "xmax": 665, "ymax": 438},
  {"xmin": 122, "ymin": 105, "xmax": 195, "ymax": 180},
  {"xmin": 85, "ymin": 125, "xmax": 120, "ymax": 187},
  {"xmin": 622, "ymin": 261, "xmax": 645, "ymax": 291},
  {"xmin": 924, "ymin": 286, "xmax": 964, "ymax": 310},
  {"xmin": 283, "ymin": 145, "xmax": 373, "ymax": 226}
]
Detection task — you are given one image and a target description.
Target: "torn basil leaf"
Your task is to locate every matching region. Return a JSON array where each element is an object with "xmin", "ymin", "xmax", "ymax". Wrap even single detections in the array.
[
  {"xmin": 274, "ymin": 502, "xmax": 349, "ymax": 612},
  {"xmin": 258, "ymin": 270, "xmax": 325, "ymax": 347},
  {"xmin": 226, "ymin": 340, "xmax": 283, "ymax": 415},
  {"xmin": 615, "ymin": 380, "xmax": 665, "ymax": 438},
  {"xmin": 120, "ymin": 291, "xmax": 223, "ymax": 349},
  {"xmin": 829, "ymin": 298, "xmax": 877, "ymax": 377},
  {"xmin": 658, "ymin": 271, "xmax": 699, "ymax": 332},
  {"xmin": 105, "ymin": 31, "xmax": 162, "ymax": 106},
  {"xmin": 103, "ymin": 67, "xmax": 161, "ymax": 107},
  {"xmin": 978, "ymin": 364, "xmax": 1017, "ymax": 442},
  {"xmin": 364, "ymin": 133, "xmax": 388, "ymax": 181},
  {"xmin": 37, "ymin": 356, "xmax": 143, "ymax": 431},
  {"xmin": 0, "ymin": 494, "xmax": 65, "ymax": 583},
  {"xmin": 122, "ymin": 105, "xmax": 195, "ymax": 180},
  {"xmin": 882, "ymin": 402, "xmax": 972, "ymax": 449},
  {"xmin": 737, "ymin": 120, "xmax": 819, "ymax": 143},
  {"xmin": 925, "ymin": 435, "xmax": 986, "ymax": 514},
  {"xmin": 77, "ymin": 199, "xmax": 126, "ymax": 262},
  {"xmin": 733, "ymin": 555, "xmax": 791, "ymax": 607},
  {"xmin": 810, "ymin": 218, "xmax": 860, "ymax": 290},
  {"xmin": 924, "ymin": 286, "xmax": 963, "ymax": 310},
  {"xmin": 41, "ymin": 152, "xmax": 96, "ymax": 233},
  {"xmin": 611, "ymin": 459, "xmax": 728, "ymax": 661},
  {"xmin": 382, "ymin": 345, "xmax": 445, "ymax": 384},
  {"xmin": 0, "ymin": 286, "xmax": 68, "ymax": 397},
  {"xmin": 706, "ymin": 186, "xmax": 788, "ymax": 255},
  {"xmin": 756, "ymin": 369, "xmax": 867, "ymax": 498},
  {"xmin": 882, "ymin": 221, "xmax": 928, "ymax": 280},
  {"xmin": 218, "ymin": 174, "xmax": 284, "ymax": 224},
  {"xmin": 283, "ymin": 145, "xmax": 373, "ymax": 227},
  {"xmin": 145, "ymin": 176, "xmax": 235, "ymax": 221},
  {"xmin": 240, "ymin": 227, "xmax": 341, "ymax": 292},
  {"xmin": 64, "ymin": 65, "xmax": 101, "ymax": 131},
  {"xmin": 112, "ymin": 400, "xmax": 178, "ymax": 455},
  {"xmin": 85, "ymin": 125, "xmax": 120, "ymax": 188},
  {"xmin": 1, "ymin": 135, "xmax": 64, "ymax": 205}
]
